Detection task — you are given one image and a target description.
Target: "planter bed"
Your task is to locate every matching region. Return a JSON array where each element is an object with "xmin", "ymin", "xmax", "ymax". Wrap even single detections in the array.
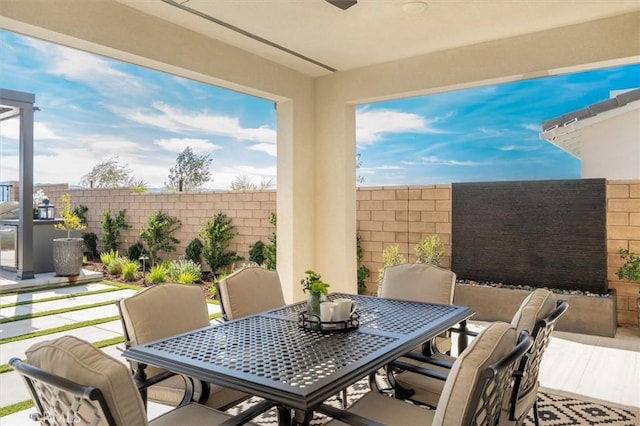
[{"xmin": 453, "ymin": 283, "xmax": 617, "ymax": 337}]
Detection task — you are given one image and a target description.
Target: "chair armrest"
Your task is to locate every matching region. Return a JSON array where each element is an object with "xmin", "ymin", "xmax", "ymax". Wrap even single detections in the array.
[
  {"xmin": 134, "ymin": 370, "xmax": 177, "ymax": 391},
  {"xmin": 398, "ymin": 352, "xmax": 455, "ymax": 370},
  {"xmin": 317, "ymin": 403, "xmax": 386, "ymax": 426},
  {"xmin": 389, "ymin": 360, "xmax": 449, "ymax": 382},
  {"xmin": 448, "ymin": 324, "xmax": 479, "ymax": 337}
]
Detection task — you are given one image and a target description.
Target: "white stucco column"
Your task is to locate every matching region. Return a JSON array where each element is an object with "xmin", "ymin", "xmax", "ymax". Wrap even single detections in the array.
[
  {"xmin": 314, "ymin": 96, "xmax": 358, "ymax": 294},
  {"xmin": 276, "ymin": 99, "xmax": 318, "ymax": 303}
]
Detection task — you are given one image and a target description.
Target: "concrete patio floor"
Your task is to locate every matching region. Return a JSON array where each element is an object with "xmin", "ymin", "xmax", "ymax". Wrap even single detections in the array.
[{"xmin": 0, "ymin": 278, "xmax": 638, "ymax": 425}]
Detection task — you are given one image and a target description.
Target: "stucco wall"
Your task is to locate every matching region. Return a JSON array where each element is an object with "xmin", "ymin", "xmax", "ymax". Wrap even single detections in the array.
[{"xmin": 581, "ymin": 108, "xmax": 640, "ymax": 179}]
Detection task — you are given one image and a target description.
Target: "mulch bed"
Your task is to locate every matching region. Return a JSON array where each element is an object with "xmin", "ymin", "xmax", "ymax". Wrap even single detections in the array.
[{"xmin": 82, "ymin": 260, "xmax": 219, "ymax": 300}]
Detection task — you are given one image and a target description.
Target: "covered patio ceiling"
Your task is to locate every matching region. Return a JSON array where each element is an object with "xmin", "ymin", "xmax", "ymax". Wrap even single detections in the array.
[{"xmin": 1, "ymin": 0, "xmax": 639, "ymax": 301}]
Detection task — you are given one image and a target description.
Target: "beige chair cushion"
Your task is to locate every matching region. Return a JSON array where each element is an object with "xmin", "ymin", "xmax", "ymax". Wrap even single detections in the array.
[
  {"xmin": 119, "ymin": 283, "xmax": 210, "ymax": 379},
  {"xmin": 432, "ymin": 322, "xmax": 517, "ymax": 425},
  {"xmin": 218, "ymin": 267, "xmax": 285, "ymax": 320},
  {"xmin": 324, "ymin": 391, "xmax": 434, "ymax": 425},
  {"xmin": 379, "ymin": 263, "xmax": 456, "ymax": 305},
  {"xmin": 25, "ymin": 335, "xmax": 147, "ymax": 426},
  {"xmin": 510, "ymin": 288, "xmax": 556, "ymax": 334},
  {"xmin": 120, "ymin": 283, "xmax": 210, "ymax": 346},
  {"xmin": 150, "ymin": 402, "xmax": 258, "ymax": 426}
]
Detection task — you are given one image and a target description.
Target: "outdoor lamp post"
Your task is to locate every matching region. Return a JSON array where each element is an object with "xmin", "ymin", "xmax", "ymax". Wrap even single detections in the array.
[
  {"xmin": 140, "ymin": 255, "xmax": 149, "ymax": 284},
  {"xmin": 38, "ymin": 199, "xmax": 55, "ymax": 220}
]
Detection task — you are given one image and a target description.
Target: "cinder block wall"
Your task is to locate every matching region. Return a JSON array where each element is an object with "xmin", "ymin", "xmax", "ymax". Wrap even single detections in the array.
[
  {"xmin": 12, "ymin": 179, "xmax": 638, "ymax": 326},
  {"xmin": 606, "ymin": 180, "xmax": 640, "ymax": 326},
  {"xmin": 28, "ymin": 183, "xmax": 276, "ymax": 270},
  {"xmin": 356, "ymin": 185, "xmax": 452, "ymax": 295}
]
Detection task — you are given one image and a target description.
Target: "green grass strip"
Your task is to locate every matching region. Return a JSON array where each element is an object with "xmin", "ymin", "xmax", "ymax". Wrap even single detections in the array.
[
  {"xmin": 0, "ymin": 399, "xmax": 33, "ymax": 417},
  {"xmin": 0, "ymin": 336, "xmax": 127, "ymax": 376},
  {"xmin": 0, "ymin": 315, "xmax": 120, "ymax": 345},
  {"xmin": 0, "ymin": 300, "xmax": 118, "ymax": 324},
  {"xmin": 0, "ymin": 287, "xmax": 123, "ymax": 309}
]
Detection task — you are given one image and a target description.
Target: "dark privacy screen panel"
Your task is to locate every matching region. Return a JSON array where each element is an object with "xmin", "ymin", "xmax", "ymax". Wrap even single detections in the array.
[{"xmin": 451, "ymin": 179, "xmax": 607, "ymax": 294}]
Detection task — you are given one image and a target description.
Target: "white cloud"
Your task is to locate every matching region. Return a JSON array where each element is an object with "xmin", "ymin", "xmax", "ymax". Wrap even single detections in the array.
[
  {"xmin": 212, "ymin": 164, "xmax": 277, "ymax": 190},
  {"xmin": 499, "ymin": 144, "xmax": 541, "ymax": 152},
  {"xmin": 356, "ymin": 108, "xmax": 448, "ymax": 145},
  {"xmin": 1, "ymin": 118, "xmax": 63, "ymax": 141},
  {"xmin": 120, "ymin": 102, "xmax": 277, "ymax": 144},
  {"xmin": 403, "ymin": 156, "xmax": 492, "ymax": 166},
  {"xmin": 25, "ymin": 38, "xmax": 147, "ymax": 97},
  {"xmin": 154, "ymin": 138, "xmax": 222, "ymax": 154},
  {"xmin": 248, "ymin": 143, "xmax": 277, "ymax": 157},
  {"xmin": 522, "ymin": 123, "xmax": 541, "ymax": 132}
]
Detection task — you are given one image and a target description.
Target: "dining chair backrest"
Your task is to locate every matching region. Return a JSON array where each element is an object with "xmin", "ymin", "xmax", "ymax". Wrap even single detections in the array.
[
  {"xmin": 504, "ymin": 290, "xmax": 568, "ymax": 424},
  {"xmin": 433, "ymin": 322, "xmax": 532, "ymax": 426},
  {"xmin": 378, "ymin": 263, "xmax": 456, "ymax": 305},
  {"xmin": 116, "ymin": 283, "xmax": 215, "ymax": 406},
  {"xmin": 15, "ymin": 335, "xmax": 147, "ymax": 426},
  {"xmin": 215, "ymin": 266, "xmax": 285, "ymax": 320}
]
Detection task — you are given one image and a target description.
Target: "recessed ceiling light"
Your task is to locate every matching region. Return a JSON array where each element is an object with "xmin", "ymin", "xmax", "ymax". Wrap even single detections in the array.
[{"xmin": 402, "ymin": 1, "xmax": 428, "ymax": 14}]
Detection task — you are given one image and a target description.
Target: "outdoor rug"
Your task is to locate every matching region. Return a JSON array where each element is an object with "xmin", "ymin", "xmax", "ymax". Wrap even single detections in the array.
[{"xmin": 226, "ymin": 379, "xmax": 639, "ymax": 425}]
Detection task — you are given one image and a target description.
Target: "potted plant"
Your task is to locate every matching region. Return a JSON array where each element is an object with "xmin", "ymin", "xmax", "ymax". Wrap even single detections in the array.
[
  {"xmin": 617, "ymin": 248, "xmax": 640, "ymax": 325},
  {"xmin": 53, "ymin": 193, "xmax": 87, "ymax": 276},
  {"xmin": 300, "ymin": 269, "xmax": 330, "ymax": 322}
]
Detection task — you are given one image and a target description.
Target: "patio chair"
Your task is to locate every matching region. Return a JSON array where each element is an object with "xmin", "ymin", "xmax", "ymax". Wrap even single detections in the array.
[
  {"xmin": 10, "ymin": 335, "xmax": 270, "ymax": 426},
  {"xmin": 391, "ymin": 288, "xmax": 567, "ymax": 426},
  {"xmin": 378, "ymin": 262, "xmax": 457, "ymax": 355},
  {"xmin": 320, "ymin": 322, "xmax": 532, "ymax": 426},
  {"xmin": 215, "ymin": 266, "xmax": 285, "ymax": 320},
  {"xmin": 117, "ymin": 283, "xmax": 247, "ymax": 410}
]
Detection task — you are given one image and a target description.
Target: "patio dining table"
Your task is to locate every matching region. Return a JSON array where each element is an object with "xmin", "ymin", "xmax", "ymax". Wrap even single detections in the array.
[{"xmin": 122, "ymin": 293, "xmax": 474, "ymax": 425}]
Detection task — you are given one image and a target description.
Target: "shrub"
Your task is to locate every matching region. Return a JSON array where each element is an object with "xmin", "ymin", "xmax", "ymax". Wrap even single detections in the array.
[
  {"xmin": 167, "ymin": 259, "xmax": 202, "ymax": 282},
  {"xmin": 263, "ymin": 212, "xmax": 277, "ymax": 270},
  {"xmin": 82, "ymin": 232, "xmax": 99, "ymax": 258},
  {"xmin": 357, "ymin": 234, "xmax": 370, "ymax": 294},
  {"xmin": 127, "ymin": 241, "xmax": 147, "ymax": 261},
  {"xmin": 121, "ymin": 260, "xmax": 140, "ymax": 281},
  {"xmin": 139, "ymin": 211, "xmax": 181, "ymax": 266},
  {"xmin": 201, "ymin": 212, "xmax": 242, "ymax": 275},
  {"xmin": 415, "ymin": 235, "xmax": 444, "ymax": 266},
  {"xmin": 148, "ymin": 263, "xmax": 169, "ymax": 284},
  {"xmin": 100, "ymin": 249, "xmax": 119, "ymax": 267},
  {"xmin": 106, "ymin": 256, "xmax": 127, "ymax": 276},
  {"xmin": 176, "ymin": 271, "xmax": 197, "ymax": 285},
  {"xmin": 377, "ymin": 245, "xmax": 406, "ymax": 286},
  {"xmin": 618, "ymin": 249, "xmax": 640, "ymax": 281},
  {"xmin": 185, "ymin": 238, "xmax": 204, "ymax": 264},
  {"xmin": 101, "ymin": 209, "xmax": 129, "ymax": 253},
  {"xmin": 249, "ymin": 240, "xmax": 265, "ymax": 265},
  {"xmin": 72, "ymin": 204, "xmax": 89, "ymax": 222}
]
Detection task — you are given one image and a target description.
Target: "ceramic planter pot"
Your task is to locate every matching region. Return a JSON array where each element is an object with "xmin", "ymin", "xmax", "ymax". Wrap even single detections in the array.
[{"xmin": 53, "ymin": 238, "xmax": 85, "ymax": 276}]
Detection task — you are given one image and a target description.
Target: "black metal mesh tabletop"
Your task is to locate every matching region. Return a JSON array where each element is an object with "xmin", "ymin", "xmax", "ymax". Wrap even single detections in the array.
[{"xmin": 123, "ymin": 293, "xmax": 473, "ymax": 413}]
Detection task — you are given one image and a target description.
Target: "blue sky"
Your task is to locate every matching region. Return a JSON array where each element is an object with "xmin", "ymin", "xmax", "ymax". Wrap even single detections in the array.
[{"xmin": 1, "ymin": 29, "xmax": 639, "ymax": 190}]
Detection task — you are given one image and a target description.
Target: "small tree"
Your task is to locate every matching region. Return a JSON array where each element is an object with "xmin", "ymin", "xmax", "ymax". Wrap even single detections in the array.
[
  {"xmin": 139, "ymin": 211, "xmax": 182, "ymax": 265},
  {"xmin": 54, "ymin": 193, "xmax": 86, "ymax": 238},
  {"xmin": 201, "ymin": 212, "xmax": 242, "ymax": 275},
  {"xmin": 166, "ymin": 147, "xmax": 213, "ymax": 192},
  {"xmin": 377, "ymin": 245, "xmax": 406, "ymax": 287},
  {"xmin": 263, "ymin": 212, "xmax": 277, "ymax": 270},
  {"xmin": 414, "ymin": 235, "xmax": 445, "ymax": 266},
  {"xmin": 185, "ymin": 238, "xmax": 204, "ymax": 265},
  {"xmin": 80, "ymin": 157, "xmax": 133, "ymax": 188},
  {"xmin": 230, "ymin": 174, "xmax": 274, "ymax": 191},
  {"xmin": 101, "ymin": 209, "xmax": 129, "ymax": 253}
]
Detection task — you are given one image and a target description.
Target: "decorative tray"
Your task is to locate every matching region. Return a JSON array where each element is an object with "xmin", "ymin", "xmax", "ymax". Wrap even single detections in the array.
[{"xmin": 298, "ymin": 311, "xmax": 360, "ymax": 333}]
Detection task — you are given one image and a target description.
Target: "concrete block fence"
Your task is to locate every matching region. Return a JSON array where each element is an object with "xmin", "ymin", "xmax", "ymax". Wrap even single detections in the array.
[{"xmin": 9, "ymin": 179, "xmax": 639, "ymax": 326}]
